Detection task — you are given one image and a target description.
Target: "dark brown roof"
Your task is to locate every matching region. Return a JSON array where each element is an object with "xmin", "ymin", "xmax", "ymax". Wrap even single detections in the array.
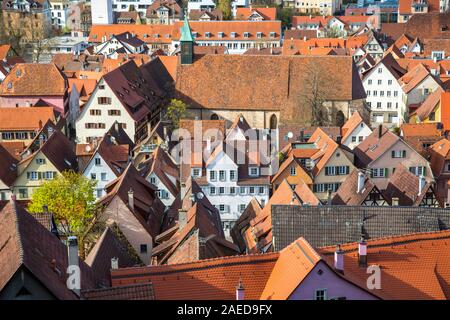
[
  {"xmin": 85, "ymin": 226, "xmax": 143, "ymax": 287},
  {"xmin": 103, "ymin": 60, "xmax": 164, "ymax": 122},
  {"xmin": 175, "ymin": 55, "xmax": 366, "ymax": 124},
  {"xmin": 332, "ymin": 169, "xmax": 387, "ymax": 205},
  {"xmin": 0, "ymin": 143, "xmax": 18, "ymax": 187},
  {"xmin": 81, "ymin": 283, "xmax": 154, "ymax": 300},
  {"xmin": 0, "ymin": 201, "xmax": 96, "ymax": 299},
  {"xmin": 99, "ymin": 164, "xmax": 166, "ymax": 241},
  {"xmin": 39, "ymin": 130, "xmax": 77, "ymax": 172}
]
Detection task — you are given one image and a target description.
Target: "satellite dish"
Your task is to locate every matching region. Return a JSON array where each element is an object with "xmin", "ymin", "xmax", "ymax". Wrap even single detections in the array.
[
  {"xmin": 110, "ymin": 136, "xmax": 117, "ymax": 144},
  {"xmin": 85, "ymin": 145, "xmax": 92, "ymax": 153},
  {"xmin": 287, "ymin": 132, "xmax": 294, "ymax": 139},
  {"xmin": 196, "ymin": 192, "xmax": 204, "ymax": 200}
]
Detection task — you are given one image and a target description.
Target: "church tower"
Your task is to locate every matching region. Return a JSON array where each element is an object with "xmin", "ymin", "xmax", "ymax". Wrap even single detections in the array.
[{"xmin": 180, "ymin": 17, "xmax": 194, "ymax": 65}]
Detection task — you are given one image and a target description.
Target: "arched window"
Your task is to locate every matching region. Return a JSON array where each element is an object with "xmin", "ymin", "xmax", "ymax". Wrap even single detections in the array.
[
  {"xmin": 270, "ymin": 114, "xmax": 277, "ymax": 129},
  {"xmin": 210, "ymin": 113, "xmax": 219, "ymax": 120}
]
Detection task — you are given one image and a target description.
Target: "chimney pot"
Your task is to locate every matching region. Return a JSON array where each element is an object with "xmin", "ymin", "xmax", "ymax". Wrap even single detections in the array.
[
  {"xmin": 236, "ymin": 280, "xmax": 245, "ymax": 300},
  {"xmin": 334, "ymin": 244, "xmax": 344, "ymax": 273},
  {"xmin": 128, "ymin": 188, "xmax": 134, "ymax": 211},
  {"xmin": 358, "ymin": 239, "xmax": 367, "ymax": 267},
  {"xmin": 357, "ymin": 171, "xmax": 365, "ymax": 193},
  {"xmin": 111, "ymin": 257, "xmax": 119, "ymax": 270},
  {"xmin": 418, "ymin": 175, "xmax": 426, "ymax": 195},
  {"xmin": 378, "ymin": 124, "xmax": 383, "ymax": 139}
]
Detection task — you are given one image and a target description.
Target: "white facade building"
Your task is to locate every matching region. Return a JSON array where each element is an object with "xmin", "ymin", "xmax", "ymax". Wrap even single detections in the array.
[
  {"xmin": 83, "ymin": 152, "xmax": 118, "ymax": 199},
  {"xmin": 187, "ymin": 0, "xmax": 216, "ymax": 13},
  {"xmin": 362, "ymin": 56, "xmax": 406, "ymax": 128},
  {"xmin": 91, "ymin": 0, "xmax": 114, "ymax": 24},
  {"xmin": 75, "ymin": 78, "xmax": 137, "ymax": 143},
  {"xmin": 112, "ymin": 0, "xmax": 153, "ymax": 17}
]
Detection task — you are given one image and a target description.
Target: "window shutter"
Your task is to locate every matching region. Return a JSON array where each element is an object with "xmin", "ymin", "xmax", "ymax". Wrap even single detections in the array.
[
  {"xmin": 325, "ymin": 167, "xmax": 329, "ymax": 176},
  {"xmin": 38, "ymin": 172, "xmax": 42, "ymax": 180},
  {"xmin": 391, "ymin": 150, "xmax": 395, "ymax": 158},
  {"xmin": 384, "ymin": 168, "xmax": 388, "ymax": 177},
  {"xmin": 370, "ymin": 169, "xmax": 373, "ymax": 178},
  {"xmin": 402, "ymin": 150, "xmax": 406, "ymax": 158},
  {"xmin": 346, "ymin": 166, "xmax": 350, "ymax": 174},
  {"xmin": 423, "ymin": 167, "xmax": 426, "ymax": 175},
  {"xmin": 27, "ymin": 172, "xmax": 30, "ymax": 180}
]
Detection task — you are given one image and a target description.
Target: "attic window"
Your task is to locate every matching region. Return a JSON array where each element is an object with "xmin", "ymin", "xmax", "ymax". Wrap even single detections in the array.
[
  {"xmin": 153, "ymin": 34, "xmax": 159, "ymax": 38},
  {"xmin": 7, "ymin": 82, "xmax": 12, "ymax": 89},
  {"xmin": 269, "ymin": 32, "xmax": 276, "ymax": 38},
  {"xmin": 370, "ymin": 145, "xmax": 378, "ymax": 152},
  {"xmin": 205, "ymin": 32, "xmax": 211, "ymax": 38},
  {"xmin": 218, "ymin": 32, "xmax": 224, "ymax": 38},
  {"xmin": 230, "ymin": 32, "xmax": 236, "ymax": 38},
  {"xmin": 256, "ymin": 32, "xmax": 263, "ymax": 38},
  {"xmin": 16, "ymin": 69, "xmax": 22, "ymax": 77},
  {"xmin": 243, "ymin": 32, "xmax": 249, "ymax": 38}
]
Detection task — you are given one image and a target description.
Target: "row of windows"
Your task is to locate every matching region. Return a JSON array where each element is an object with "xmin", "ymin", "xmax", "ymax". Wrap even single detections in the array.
[
  {"xmin": 351, "ymin": 136, "xmax": 365, "ymax": 143},
  {"xmin": 324, "ymin": 166, "xmax": 350, "ymax": 176},
  {"xmin": 26, "ymin": 171, "xmax": 56, "ymax": 181},
  {"xmin": 1, "ymin": 131, "xmax": 36, "ymax": 140},
  {"xmin": 197, "ymin": 42, "xmax": 278, "ymax": 49},
  {"xmin": 370, "ymin": 166, "xmax": 426, "ymax": 178},
  {"xmin": 366, "ymin": 90, "xmax": 398, "ymax": 97},
  {"xmin": 195, "ymin": 31, "xmax": 277, "ymax": 39},
  {"xmin": 312, "ymin": 183, "xmax": 341, "ymax": 193},
  {"xmin": 367, "ymin": 101, "xmax": 399, "ymax": 109},
  {"xmin": 90, "ymin": 109, "xmax": 121, "ymax": 116},
  {"xmin": 367, "ymin": 79, "xmax": 393, "ymax": 86},
  {"xmin": 206, "ymin": 186, "xmax": 266, "ymax": 196},
  {"xmin": 90, "ymin": 173, "xmax": 108, "ymax": 181},
  {"xmin": 85, "ymin": 123, "xmax": 127, "ymax": 129}
]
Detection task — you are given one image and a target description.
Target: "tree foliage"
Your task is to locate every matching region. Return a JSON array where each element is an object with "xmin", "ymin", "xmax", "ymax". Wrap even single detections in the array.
[
  {"xmin": 28, "ymin": 171, "xmax": 101, "ymax": 258},
  {"xmin": 277, "ymin": 6, "xmax": 295, "ymax": 29},
  {"xmin": 166, "ymin": 99, "xmax": 188, "ymax": 127},
  {"xmin": 217, "ymin": 0, "xmax": 232, "ymax": 20}
]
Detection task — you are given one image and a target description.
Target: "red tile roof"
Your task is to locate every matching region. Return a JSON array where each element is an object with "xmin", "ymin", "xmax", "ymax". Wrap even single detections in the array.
[
  {"xmin": 235, "ymin": 7, "xmax": 277, "ymax": 21},
  {"xmin": 318, "ymin": 230, "xmax": 450, "ymax": 300},
  {"xmin": 111, "ymin": 252, "xmax": 279, "ymax": 299},
  {"xmin": 0, "ymin": 107, "xmax": 56, "ymax": 131}
]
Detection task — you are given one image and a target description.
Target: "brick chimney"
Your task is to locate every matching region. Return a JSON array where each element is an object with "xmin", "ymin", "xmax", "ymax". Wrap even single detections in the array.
[{"xmin": 128, "ymin": 188, "xmax": 134, "ymax": 211}]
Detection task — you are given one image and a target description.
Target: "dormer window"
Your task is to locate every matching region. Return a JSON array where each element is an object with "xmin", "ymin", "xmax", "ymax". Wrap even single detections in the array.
[
  {"xmin": 230, "ymin": 32, "xmax": 236, "ymax": 38},
  {"xmin": 218, "ymin": 32, "xmax": 224, "ymax": 38},
  {"xmin": 7, "ymin": 82, "xmax": 12, "ymax": 89},
  {"xmin": 191, "ymin": 168, "xmax": 202, "ymax": 178},
  {"xmin": 256, "ymin": 32, "xmax": 263, "ymax": 38},
  {"xmin": 192, "ymin": 32, "xmax": 198, "ymax": 38},
  {"xmin": 269, "ymin": 32, "xmax": 276, "ymax": 38},
  {"xmin": 249, "ymin": 167, "xmax": 259, "ymax": 177},
  {"xmin": 243, "ymin": 32, "xmax": 249, "ymax": 38},
  {"xmin": 205, "ymin": 32, "xmax": 211, "ymax": 38}
]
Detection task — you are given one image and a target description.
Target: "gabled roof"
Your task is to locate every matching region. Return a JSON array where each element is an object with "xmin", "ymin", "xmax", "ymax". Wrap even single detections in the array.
[
  {"xmin": 319, "ymin": 230, "xmax": 450, "ymax": 300},
  {"xmin": 85, "ymin": 226, "xmax": 143, "ymax": 287},
  {"xmin": 412, "ymin": 87, "xmax": 445, "ymax": 120},
  {"xmin": 399, "ymin": 63, "xmax": 439, "ymax": 94},
  {"xmin": 270, "ymin": 154, "xmax": 311, "ymax": 184},
  {"xmin": 111, "ymin": 252, "xmax": 279, "ymax": 299},
  {"xmin": 81, "ymin": 283, "xmax": 154, "ymax": 300},
  {"xmin": 230, "ymin": 198, "xmax": 262, "ymax": 253},
  {"xmin": 99, "ymin": 164, "xmax": 166, "ymax": 240},
  {"xmin": 0, "ymin": 143, "xmax": 18, "ymax": 186},
  {"xmin": 364, "ymin": 53, "xmax": 407, "ymax": 80},
  {"xmin": 235, "ymin": 7, "xmax": 277, "ymax": 21},
  {"xmin": 353, "ymin": 126, "xmax": 400, "ymax": 167},
  {"xmin": 0, "ymin": 63, "xmax": 67, "ymax": 96},
  {"xmin": 102, "ymin": 60, "xmax": 162, "ymax": 122},
  {"xmin": 384, "ymin": 163, "xmax": 439, "ymax": 206},
  {"xmin": 307, "ymin": 128, "xmax": 340, "ymax": 176},
  {"xmin": 429, "ymin": 138, "xmax": 450, "ymax": 176},
  {"xmin": 332, "ymin": 169, "xmax": 386, "ymax": 205},
  {"xmin": 0, "ymin": 107, "xmax": 56, "ymax": 131},
  {"xmin": 0, "ymin": 201, "xmax": 96, "ymax": 299},
  {"xmin": 341, "ymin": 111, "xmax": 366, "ymax": 142}
]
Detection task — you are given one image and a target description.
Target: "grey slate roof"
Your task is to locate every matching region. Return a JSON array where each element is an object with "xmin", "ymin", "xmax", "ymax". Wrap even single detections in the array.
[{"xmin": 271, "ymin": 205, "xmax": 450, "ymax": 251}]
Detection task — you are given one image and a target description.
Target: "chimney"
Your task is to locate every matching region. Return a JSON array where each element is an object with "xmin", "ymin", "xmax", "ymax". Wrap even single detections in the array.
[
  {"xmin": 300, "ymin": 130, "xmax": 304, "ymax": 142},
  {"xmin": 178, "ymin": 209, "xmax": 187, "ymax": 229},
  {"xmin": 418, "ymin": 175, "xmax": 426, "ymax": 195},
  {"xmin": 334, "ymin": 244, "xmax": 344, "ymax": 273},
  {"xmin": 39, "ymin": 134, "xmax": 45, "ymax": 147},
  {"xmin": 67, "ymin": 236, "xmax": 80, "ymax": 295},
  {"xmin": 327, "ymin": 189, "xmax": 332, "ymax": 204},
  {"xmin": 392, "ymin": 197, "xmax": 399, "ymax": 206},
  {"xmin": 111, "ymin": 257, "xmax": 119, "ymax": 270},
  {"xmin": 114, "ymin": 121, "xmax": 119, "ymax": 132},
  {"xmin": 236, "ymin": 280, "xmax": 245, "ymax": 300},
  {"xmin": 358, "ymin": 238, "xmax": 367, "ymax": 267},
  {"xmin": 378, "ymin": 124, "xmax": 383, "ymax": 139},
  {"xmin": 163, "ymin": 125, "xmax": 168, "ymax": 140},
  {"xmin": 128, "ymin": 188, "xmax": 134, "ymax": 211},
  {"xmin": 357, "ymin": 171, "xmax": 365, "ymax": 193},
  {"xmin": 180, "ymin": 182, "xmax": 187, "ymax": 200}
]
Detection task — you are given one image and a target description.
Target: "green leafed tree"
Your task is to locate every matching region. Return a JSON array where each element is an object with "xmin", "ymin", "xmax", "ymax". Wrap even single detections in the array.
[
  {"xmin": 166, "ymin": 98, "xmax": 188, "ymax": 127},
  {"xmin": 217, "ymin": 0, "xmax": 233, "ymax": 20},
  {"xmin": 28, "ymin": 171, "xmax": 102, "ymax": 259}
]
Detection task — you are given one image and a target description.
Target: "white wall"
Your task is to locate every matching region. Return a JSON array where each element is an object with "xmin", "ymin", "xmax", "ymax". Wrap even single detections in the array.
[
  {"xmin": 146, "ymin": 172, "xmax": 176, "ymax": 207},
  {"xmin": 75, "ymin": 78, "xmax": 137, "ymax": 143},
  {"xmin": 187, "ymin": 0, "xmax": 216, "ymax": 13},
  {"xmin": 91, "ymin": 0, "xmax": 113, "ymax": 24},
  {"xmin": 342, "ymin": 122, "xmax": 372, "ymax": 150},
  {"xmin": 362, "ymin": 63, "xmax": 405, "ymax": 128},
  {"xmin": 83, "ymin": 153, "xmax": 118, "ymax": 199}
]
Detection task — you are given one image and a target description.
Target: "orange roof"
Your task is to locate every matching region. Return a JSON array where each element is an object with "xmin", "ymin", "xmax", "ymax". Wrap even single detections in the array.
[
  {"xmin": 401, "ymin": 123, "xmax": 442, "ymax": 137},
  {"xmin": 89, "ymin": 24, "xmax": 174, "ymax": 44},
  {"xmin": 235, "ymin": 7, "xmax": 277, "ymax": 21},
  {"xmin": 111, "ymin": 253, "xmax": 279, "ymax": 300},
  {"xmin": 411, "ymin": 87, "xmax": 444, "ymax": 121},
  {"xmin": 440, "ymin": 92, "xmax": 450, "ymax": 130},
  {"xmin": 399, "ymin": 63, "xmax": 435, "ymax": 94},
  {"xmin": 341, "ymin": 111, "xmax": 364, "ymax": 141},
  {"xmin": 0, "ymin": 107, "xmax": 56, "ymax": 131},
  {"xmin": 157, "ymin": 56, "xmax": 178, "ymax": 81},
  {"xmin": 0, "ymin": 63, "xmax": 67, "ymax": 96},
  {"xmin": 260, "ymin": 237, "xmax": 321, "ymax": 300},
  {"xmin": 308, "ymin": 128, "xmax": 339, "ymax": 176},
  {"xmin": 0, "ymin": 45, "xmax": 11, "ymax": 60},
  {"xmin": 318, "ymin": 230, "xmax": 450, "ymax": 300},
  {"xmin": 172, "ymin": 21, "xmax": 281, "ymax": 41},
  {"xmin": 68, "ymin": 78, "xmax": 97, "ymax": 98}
]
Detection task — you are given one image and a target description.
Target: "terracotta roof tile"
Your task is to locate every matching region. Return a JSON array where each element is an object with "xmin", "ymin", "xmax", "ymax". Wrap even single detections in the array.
[
  {"xmin": 89, "ymin": 24, "xmax": 174, "ymax": 44},
  {"xmin": 82, "ymin": 283, "xmax": 154, "ymax": 300},
  {"xmin": 0, "ymin": 143, "xmax": 18, "ymax": 186},
  {"xmin": 341, "ymin": 111, "xmax": 365, "ymax": 142},
  {"xmin": 0, "ymin": 107, "xmax": 56, "ymax": 131},
  {"xmin": 235, "ymin": 8, "xmax": 277, "ymax": 21},
  {"xmin": 0, "ymin": 63, "xmax": 67, "ymax": 96}
]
